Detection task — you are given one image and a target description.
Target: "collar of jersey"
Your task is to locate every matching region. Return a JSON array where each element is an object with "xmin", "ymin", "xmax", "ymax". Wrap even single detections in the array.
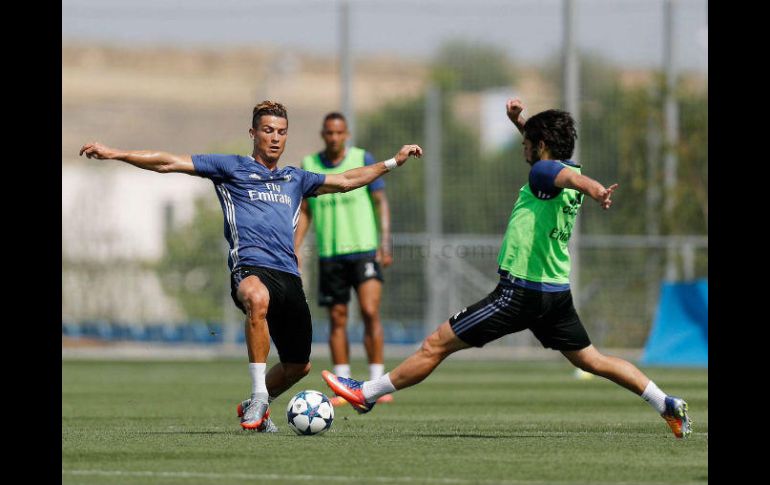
[
  {"xmin": 551, "ymin": 159, "xmax": 581, "ymax": 168},
  {"xmin": 318, "ymin": 151, "xmax": 346, "ymax": 169},
  {"xmin": 246, "ymin": 155, "xmax": 283, "ymax": 174}
]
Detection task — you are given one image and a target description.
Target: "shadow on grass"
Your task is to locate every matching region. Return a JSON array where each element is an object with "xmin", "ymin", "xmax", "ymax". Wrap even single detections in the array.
[{"xmin": 410, "ymin": 433, "xmax": 570, "ymax": 439}]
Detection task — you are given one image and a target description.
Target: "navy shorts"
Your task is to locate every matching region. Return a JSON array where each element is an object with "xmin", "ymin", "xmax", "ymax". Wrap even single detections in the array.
[
  {"xmin": 230, "ymin": 266, "xmax": 312, "ymax": 364},
  {"xmin": 448, "ymin": 279, "xmax": 591, "ymax": 351}
]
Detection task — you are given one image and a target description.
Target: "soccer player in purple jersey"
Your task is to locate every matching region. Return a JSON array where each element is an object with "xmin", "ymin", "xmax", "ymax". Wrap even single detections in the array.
[{"xmin": 79, "ymin": 101, "xmax": 422, "ymax": 432}]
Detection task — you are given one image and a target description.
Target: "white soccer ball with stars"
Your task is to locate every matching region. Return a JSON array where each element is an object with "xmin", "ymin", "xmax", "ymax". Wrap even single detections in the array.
[{"xmin": 286, "ymin": 390, "xmax": 334, "ymax": 435}]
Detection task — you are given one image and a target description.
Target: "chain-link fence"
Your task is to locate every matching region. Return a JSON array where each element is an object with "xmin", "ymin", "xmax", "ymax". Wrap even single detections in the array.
[{"xmin": 62, "ymin": 0, "xmax": 708, "ymax": 349}]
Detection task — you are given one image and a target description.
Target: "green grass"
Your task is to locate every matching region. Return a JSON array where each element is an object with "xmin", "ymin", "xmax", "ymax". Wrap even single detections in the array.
[{"xmin": 62, "ymin": 359, "xmax": 707, "ymax": 484}]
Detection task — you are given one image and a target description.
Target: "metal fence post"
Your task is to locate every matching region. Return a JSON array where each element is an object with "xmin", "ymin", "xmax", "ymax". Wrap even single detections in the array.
[
  {"xmin": 563, "ymin": 0, "xmax": 581, "ymax": 308},
  {"xmin": 425, "ymin": 86, "xmax": 443, "ymax": 336}
]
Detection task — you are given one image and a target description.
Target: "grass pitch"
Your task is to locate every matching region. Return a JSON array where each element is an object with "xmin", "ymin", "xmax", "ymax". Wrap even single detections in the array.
[{"xmin": 62, "ymin": 358, "xmax": 707, "ymax": 484}]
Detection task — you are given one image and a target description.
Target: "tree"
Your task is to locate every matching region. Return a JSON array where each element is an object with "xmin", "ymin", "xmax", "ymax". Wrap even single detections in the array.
[
  {"xmin": 544, "ymin": 53, "xmax": 708, "ymax": 236},
  {"xmin": 357, "ymin": 39, "xmax": 524, "ymax": 235},
  {"xmin": 156, "ymin": 196, "xmax": 228, "ymax": 321},
  {"xmin": 431, "ymin": 39, "xmax": 516, "ymax": 92}
]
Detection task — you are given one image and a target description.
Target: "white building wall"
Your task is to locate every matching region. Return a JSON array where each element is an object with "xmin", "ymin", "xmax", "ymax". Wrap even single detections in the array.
[
  {"xmin": 62, "ymin": 163, "xmax": 216, "ymax": 322},
  {"xmin": 62, "ymin": 163, "xmax": 213, "ymax": 261}
]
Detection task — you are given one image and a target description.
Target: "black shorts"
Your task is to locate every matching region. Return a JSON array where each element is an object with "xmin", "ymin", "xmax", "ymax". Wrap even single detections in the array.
[
  {"xmin": 230, "ymin": 266, "xmax": 312, "ymax": 363},
  {"xmin": 318, "ymin": 255, "xmax": 383, "ymax": 307},
  {"xmin": 448, "ymin": 280, "xmax": 591, "ymax": 351}
]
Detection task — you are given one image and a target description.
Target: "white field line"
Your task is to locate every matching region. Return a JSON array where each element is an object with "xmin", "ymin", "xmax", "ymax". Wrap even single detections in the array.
[{"xmin": 62, "ymin": 469, "xmax": 704, "ymax": 485}]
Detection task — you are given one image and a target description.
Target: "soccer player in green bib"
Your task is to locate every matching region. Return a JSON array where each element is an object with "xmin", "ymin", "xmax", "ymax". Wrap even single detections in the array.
[
  {"xmin": 322, "ymin": 99, "xmax": 692, "ymax": 439},
  {"xmin": 295, "ymin": 112, "xmax": 394, "ymax": 406}
]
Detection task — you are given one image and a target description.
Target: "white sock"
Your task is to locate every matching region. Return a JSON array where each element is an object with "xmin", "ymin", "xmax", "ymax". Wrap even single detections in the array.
[
  {"xmin": 369, "ymin": 363, "xmax": 385, "ymax": 380},
  {"xmin": 334, "ymin": 364, "xmax": 351, "ymax": 379},
  {"xmin": 641, "ymin": 380, "xmax": 668, "ymax": 414},
  {"xmin": 362, "ymin": 372, "xmax": 396, "ymax": 403},
  {"xmin": 249, "ymin": 363, "xmax": 268, "ymax": 400}
]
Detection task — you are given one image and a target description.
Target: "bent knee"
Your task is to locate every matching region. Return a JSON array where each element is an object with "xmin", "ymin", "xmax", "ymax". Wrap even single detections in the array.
[
  {"xmin": 285, "ymin": 362, "xmax": 312, "ymax": 379},
  {"xmin": 242, "ymin": 289, "xmax": 269, "ymax": 317},
  {"xmin": 573, "ymin": 354, "xmax": 605, "ymax": 373},
  {"xmin": 419, "ymin": 333, "xmax": 449, "ymax": 360}
]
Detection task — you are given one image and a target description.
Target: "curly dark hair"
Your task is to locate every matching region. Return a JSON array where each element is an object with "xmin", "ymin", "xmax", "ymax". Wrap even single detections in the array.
[
  {"xmin": 252, "ymin": 100, "xmax": 288, "ymax": 128},
  {"xmin": 522, "ymin": 109, "xmax": 578, "ymax": 160}
]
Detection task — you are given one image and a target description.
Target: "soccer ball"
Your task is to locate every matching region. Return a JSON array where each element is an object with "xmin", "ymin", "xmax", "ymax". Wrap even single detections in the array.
[{"xmin": 286, "ymin": 390, "xmax": 334, "ymax": 435}]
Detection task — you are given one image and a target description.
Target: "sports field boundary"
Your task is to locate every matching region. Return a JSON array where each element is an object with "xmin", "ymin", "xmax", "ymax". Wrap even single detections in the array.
[
  {"xmin": 61, "ymin": 469, "xmax": 703, "ymax": 485},
  {"xmin": 61, "ymin": 340, "xmax": 642, "ymax": 362}
]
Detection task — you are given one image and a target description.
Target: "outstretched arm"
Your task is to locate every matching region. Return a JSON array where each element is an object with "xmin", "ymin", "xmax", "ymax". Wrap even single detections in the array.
[
  {"xmin": 506, "ymin": 98, "xmax": 527, "ymax": 135},
  {"xmin": 79, "ymin": 142, "xmax": 196, "ymax": 174},
  {"xmin": 554, "ymin": 168, "xmax": 618, "ymax": 210},
  {"xmin": 316, "ymin": 144, "xmax": 423, "ymax": 195}
]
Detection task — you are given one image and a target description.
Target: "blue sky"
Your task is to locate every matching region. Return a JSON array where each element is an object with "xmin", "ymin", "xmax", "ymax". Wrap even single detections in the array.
[{"xmin": 62, "ymin": 0, "xmax": 707, "ymax": 72}]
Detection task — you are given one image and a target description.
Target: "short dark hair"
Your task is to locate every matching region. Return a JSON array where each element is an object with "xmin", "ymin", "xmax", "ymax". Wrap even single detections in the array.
[
  {"xmin": 252, "ymin": 100, "xmax": 288, "ymax": 128},
  {"xmin": 523, "ymin": 109, "xmax": 578, "ymax": 160},
  {"xmin": 322, "ymin": 112, "xmax": 347, "ymax": 127}
]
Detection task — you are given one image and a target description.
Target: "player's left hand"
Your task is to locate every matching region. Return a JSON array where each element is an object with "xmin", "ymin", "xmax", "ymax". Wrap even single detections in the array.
[
  {"xmin": 598, "ymin": 183, "xmax": 618, "ymax": 210},
  {"xmin": 377, "ymin": 248, "xmax": 393, "ymax": 268},
  {"xmin": 395, "ymin": 144, "xmax": 423, "ymax": 165}
]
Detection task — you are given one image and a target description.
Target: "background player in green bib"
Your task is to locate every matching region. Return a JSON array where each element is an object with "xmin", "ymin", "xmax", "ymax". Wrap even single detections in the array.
[
  {"xmin": 322, "ymin": 98, "xmax": 692, "ymax": 439},
  {"xmin": 295, "ymin": 112, "xmax": 394, "ymax": 405}
]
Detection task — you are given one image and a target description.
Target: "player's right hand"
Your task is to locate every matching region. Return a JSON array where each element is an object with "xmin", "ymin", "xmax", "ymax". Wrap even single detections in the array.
[
  {"xmin": 598, "ymin": 183, "xmax": 619, "ymax": 210},
  {"xmin": 79, "ymin": 142, "xmax": 115, "ymax": 160},
  {"xmin": 506, "ymin": 98, "xmax": 525, "ymax": 124},
  {"xmin": 395, "ymin": 144, "xmax": 423, "ymax": 165}
]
